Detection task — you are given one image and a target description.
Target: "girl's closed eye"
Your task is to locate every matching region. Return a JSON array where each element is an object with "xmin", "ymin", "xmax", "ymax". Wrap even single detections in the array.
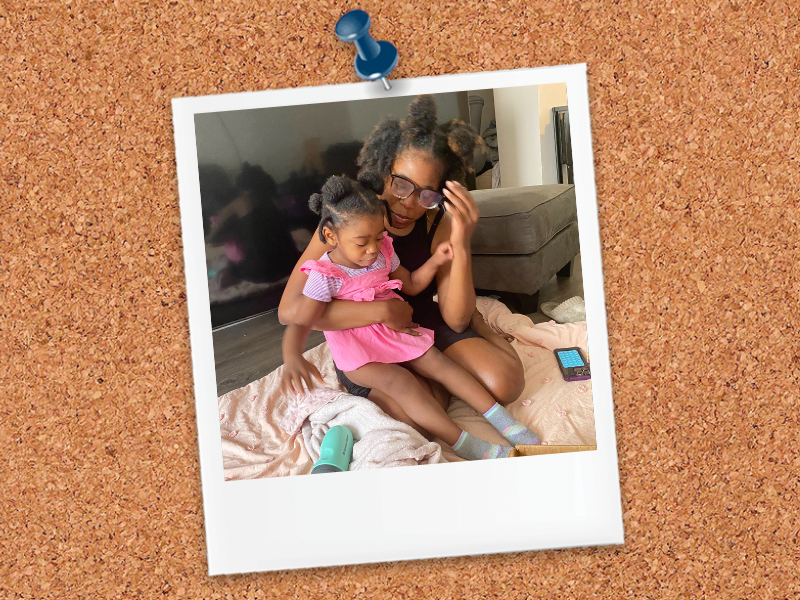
[{"xmin": 357, "ymin": 236, "xmax": 383, "ymax": 248}]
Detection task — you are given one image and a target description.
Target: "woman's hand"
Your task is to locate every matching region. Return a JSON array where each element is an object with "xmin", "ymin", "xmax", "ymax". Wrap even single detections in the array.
[
  {"xmin": 442, "ymin": 181, "xmax": 480, "ymax": 249},
  {"xmin": 280, "ymin": 355, "xmax": 325, "ymax": 396},
  {"xmin": 470, "ymin": 307, "xmax": 515, "ymax": 343},
  {"xmin": 380, "ymin": 299, "xmax": 421, "ymax": 336}
]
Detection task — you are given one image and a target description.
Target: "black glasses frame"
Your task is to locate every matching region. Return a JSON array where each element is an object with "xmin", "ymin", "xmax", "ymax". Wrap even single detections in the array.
[{"xmin": 389, "ymin": 173, "xmax": 444, "ymax": 208}]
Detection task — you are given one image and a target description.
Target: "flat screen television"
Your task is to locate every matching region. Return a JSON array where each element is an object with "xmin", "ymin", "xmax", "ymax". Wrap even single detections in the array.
[{"xmin": 195, "ymin": 93, "xmax": 470, "ymax": 328}]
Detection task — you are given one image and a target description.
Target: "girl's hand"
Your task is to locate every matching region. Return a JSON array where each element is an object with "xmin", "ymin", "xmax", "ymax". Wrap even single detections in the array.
[
  {"xmin": 442, "ymin": 181, "xmax": 480, "ymax": 249},
  {"xmin": 380, "ymin": 298, "xmax": 422, "ymax": 336},
  {"xmin": 432, "ymin": 241, "xmax": 454, "ymax": 266},
  {"xmin": 280, "ymin": 356, "xmax": 325, "ymax": 396}
]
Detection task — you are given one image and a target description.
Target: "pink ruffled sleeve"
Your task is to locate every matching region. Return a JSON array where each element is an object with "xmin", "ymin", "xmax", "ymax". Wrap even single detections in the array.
[
  {"xmin": 380, "ymin": 232, "xmax": 400, "ymax": 272},
  {"xmin": 300, "ymin": 260, "xmax": 347, "ymax": 303},
  {"xmin": 302, "ymin": 270, "xmax": 343, "ymax": 302}
]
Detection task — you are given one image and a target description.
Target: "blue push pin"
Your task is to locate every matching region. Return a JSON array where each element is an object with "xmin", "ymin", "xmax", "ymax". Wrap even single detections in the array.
[{"xmin": 335, "ymin": 9, "xmax": 398, "ymax": 91}]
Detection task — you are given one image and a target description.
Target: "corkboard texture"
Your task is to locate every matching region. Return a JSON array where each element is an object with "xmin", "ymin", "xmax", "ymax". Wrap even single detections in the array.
[{"xmin": 2, "ymin": 0, "xmax": 798, "ymax": 597}]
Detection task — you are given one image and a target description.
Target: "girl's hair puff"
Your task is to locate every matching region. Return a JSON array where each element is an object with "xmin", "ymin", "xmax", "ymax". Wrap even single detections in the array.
[
  {"xmin": 357, "ymin": 95, "xmax": 484, "ymax": 186},
  {"xmin": 309, "ymin": 172, "xmax": 388, "ymax": 243}
]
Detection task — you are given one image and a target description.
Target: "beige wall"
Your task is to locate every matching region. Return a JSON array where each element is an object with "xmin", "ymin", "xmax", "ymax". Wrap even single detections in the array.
[
  {"xmin": 492, "ymin": 83, "xmax": 569, "ymax": 188},
  {"xmin": 494, "ymin": 85, "xmax": 542, "ymax": 187}
]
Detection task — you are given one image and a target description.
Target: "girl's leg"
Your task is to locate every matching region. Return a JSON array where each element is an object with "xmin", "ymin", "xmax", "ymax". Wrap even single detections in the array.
[
  {"xmin": 366, "ymin": 370, "xmax": 451, "ymax": 441},
  {"xmin": 347, "ymin": 362, "xmax": 514, "ymax": 460},
  {"xmin": 345, "ymin": 363, "xmax": 462, "ymax": 446},
  {"xmin": 407, "ymin": 348, "xmax": 540, "ymax": 446}
]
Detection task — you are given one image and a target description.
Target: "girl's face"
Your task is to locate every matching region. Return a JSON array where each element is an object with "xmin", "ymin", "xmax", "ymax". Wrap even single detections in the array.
[
  {"xmin": 323, "ymin": 213, "xmax": 386, "ymax": 269},
  {"xmin": 383, "ymin": 151, "xmax": 445, "ymax": 230}
]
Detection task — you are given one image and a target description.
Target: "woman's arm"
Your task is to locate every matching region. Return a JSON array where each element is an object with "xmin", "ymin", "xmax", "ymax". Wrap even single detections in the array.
[
  {"xmin": 432, "ymin": 182, "xmax": 480, "ymax": 332},
  {"xmin": 278, "ymin": 227, "xmax": 420, "ymax": 334}
]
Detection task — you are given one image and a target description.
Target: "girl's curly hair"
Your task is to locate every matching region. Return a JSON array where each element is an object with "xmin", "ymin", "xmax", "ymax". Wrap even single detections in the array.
[
  {"xmin": 308, "ymin": 172, "xmax": 389, "ymax": 243},
  {"xmin": 357, "ymin": 95, "xmax": 484, "ymax": 186}
]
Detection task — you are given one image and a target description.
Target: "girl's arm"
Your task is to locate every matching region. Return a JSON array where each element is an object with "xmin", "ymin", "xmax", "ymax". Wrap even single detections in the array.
[
  {"xmin": 391, "ymin": 241, "xmax": 453, "ymax": 296},
  {"xmin": 431, "ymin": 182, "xmax": 480, "ymax": 333},
  {"xmin": 280, "ymin": 295, "xmax": 327, "ymax": 395},
  {"xmin": 278, "ymin": 226, "xmax": 419, "ymax": 334}
]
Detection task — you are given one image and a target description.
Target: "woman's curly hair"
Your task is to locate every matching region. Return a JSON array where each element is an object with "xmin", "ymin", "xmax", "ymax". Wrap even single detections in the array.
[
  {"xmin": 308, "ymin": 172, "xmax": 389, "ymax": 243},
  {"xmin": 357, "ymin": 95, "xmax": 484, "ymax": 186}
]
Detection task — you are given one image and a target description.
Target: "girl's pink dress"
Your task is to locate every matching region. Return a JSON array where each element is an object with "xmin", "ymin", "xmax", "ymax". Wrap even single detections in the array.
[{"xmin": 299, "ymin": 234, "xmax": 434, "ymax": 372}]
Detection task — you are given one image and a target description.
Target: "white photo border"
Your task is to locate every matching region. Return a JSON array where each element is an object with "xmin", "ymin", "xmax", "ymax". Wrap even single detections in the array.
[{"xmin": 172, "ymin": 64, "xmax": 623, "ymax": 576}]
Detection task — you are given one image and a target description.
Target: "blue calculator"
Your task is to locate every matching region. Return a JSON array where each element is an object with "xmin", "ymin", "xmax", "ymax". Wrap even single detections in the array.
[{"xmin": 554, "ymin": 348, "xmax": 591, "ymax": 382}]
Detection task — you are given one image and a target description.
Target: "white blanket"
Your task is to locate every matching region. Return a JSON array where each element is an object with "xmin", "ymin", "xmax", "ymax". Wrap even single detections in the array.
[{"xmin": 301, "ymin": 394, "xmax": 444, "ymax": 470}]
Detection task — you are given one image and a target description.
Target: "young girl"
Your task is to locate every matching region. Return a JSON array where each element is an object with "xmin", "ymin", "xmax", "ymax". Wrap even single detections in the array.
[{"xmin": 280, "ymin": 173, "xmax": 540, "ymax": 461}]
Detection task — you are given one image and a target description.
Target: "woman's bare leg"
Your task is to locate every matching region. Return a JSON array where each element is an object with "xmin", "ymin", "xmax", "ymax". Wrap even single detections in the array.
[
  {"xmin": 417, "ymin": 372, "xmax": 452, "ymax": 413},
  {"xmin": 441, "ymin": 310, "xmax": 526, "ymax": 406},
  {"xmin": 345, "ymin": 363, "xmax": 462, "ymax": 446}
]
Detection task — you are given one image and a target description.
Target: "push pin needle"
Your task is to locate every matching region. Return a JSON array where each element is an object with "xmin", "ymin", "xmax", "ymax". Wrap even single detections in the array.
[{"xmin": 335, "ymin": 10, "xmax": 398, "ymax": 91}]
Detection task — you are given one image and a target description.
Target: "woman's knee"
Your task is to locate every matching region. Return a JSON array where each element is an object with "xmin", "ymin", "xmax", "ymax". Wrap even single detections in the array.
[
  {"xmin": 444, "ymin": 339, "xmax": 526, "ymax": 405},
  {"xmin": 490, "ymin": 358, "xmax": 526, "ymax": 405}
]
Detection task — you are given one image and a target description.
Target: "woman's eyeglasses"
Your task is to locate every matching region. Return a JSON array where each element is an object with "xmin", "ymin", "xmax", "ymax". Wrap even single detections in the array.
[{"xmin": 390, "ymin": 174, "xmax": 444, "ymax": 209}]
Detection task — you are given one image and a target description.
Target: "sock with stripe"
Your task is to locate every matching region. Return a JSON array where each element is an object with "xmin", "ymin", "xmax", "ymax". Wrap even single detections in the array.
[
  {"xmin": 483, "ymin": 402, "xmax": 541, "ymax": 445},
  {"xmin": 451, "ymin": 430, "xmax": 512, "ymax": 460}
]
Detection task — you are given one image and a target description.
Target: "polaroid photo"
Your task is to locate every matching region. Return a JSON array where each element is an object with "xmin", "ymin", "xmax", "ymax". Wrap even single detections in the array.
[{"xmin": 172, "ymin": 64, "xmax": 623, "ymax": 575}]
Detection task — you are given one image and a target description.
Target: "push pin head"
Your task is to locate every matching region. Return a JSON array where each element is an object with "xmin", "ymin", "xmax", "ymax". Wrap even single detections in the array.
[{"xmin": 335, "ymin": 9, "xmax": 398, "ymax": 90}]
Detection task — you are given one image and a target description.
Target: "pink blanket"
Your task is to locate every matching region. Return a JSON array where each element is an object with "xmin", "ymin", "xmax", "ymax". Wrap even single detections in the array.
[
  {"xmin": 437, "ymin": 297, "xmax": 596, "ymax": 462},
  {"xmin": 218, "ymin": 297, "xmax": 596, "ymax": 478},
  {"xmin": 219, "ymin": 343, "xmax": 444, "ymax": 480},
  {"xmin": 219, "ymin": 343, "xmax": 340, "ymax": 480}
]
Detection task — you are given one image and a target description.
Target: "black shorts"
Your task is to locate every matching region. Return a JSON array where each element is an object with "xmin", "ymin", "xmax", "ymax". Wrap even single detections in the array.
[{"xmin": 335, "ymin": 307, "xmax": 482, "ymax": 398}]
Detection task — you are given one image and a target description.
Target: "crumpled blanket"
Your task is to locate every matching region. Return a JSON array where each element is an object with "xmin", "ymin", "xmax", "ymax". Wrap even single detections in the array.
[
  {"xmin": 280, "ymin": 388, "xmax": 348, "ymax": 436},
  {"xmin": 219, "ymin": 296, "xmax": 596, "ymax": 478},
  {"xmin": 219, "ymin": 343, "xmax": 341, "ymax": 480},
  {"xmin": 301, "ymin": 394, "xmax": 444, "ymax": 471},
  {"xmin": 219, "ymin": 341, "xmax": 444, "ymax": 480}
]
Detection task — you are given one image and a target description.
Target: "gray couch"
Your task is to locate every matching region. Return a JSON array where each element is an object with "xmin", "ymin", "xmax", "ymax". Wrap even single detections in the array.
[{"xmin": 470, "ymin": 184, "xmax": 579, "ymax": 313}]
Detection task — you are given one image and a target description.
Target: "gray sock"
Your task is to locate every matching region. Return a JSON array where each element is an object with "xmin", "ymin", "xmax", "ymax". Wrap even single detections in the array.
[
  {"xmin": 452, "ymin": 430, "xmax": 512, "ymax": 460},
  {"xmin": 483, "ymin": 403, "xmax": 541, "ymax": 445}
]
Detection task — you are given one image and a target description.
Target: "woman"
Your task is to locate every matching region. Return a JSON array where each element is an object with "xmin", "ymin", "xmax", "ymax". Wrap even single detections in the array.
[{"xmin": 278, "ymin": 95, "xmax": 525, "ymax": 437}]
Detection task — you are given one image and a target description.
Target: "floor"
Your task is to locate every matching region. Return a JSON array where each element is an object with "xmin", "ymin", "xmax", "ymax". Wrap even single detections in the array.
[{"xmin": 212, "ymin": 254, "xmax": 583, "ymax": 396}]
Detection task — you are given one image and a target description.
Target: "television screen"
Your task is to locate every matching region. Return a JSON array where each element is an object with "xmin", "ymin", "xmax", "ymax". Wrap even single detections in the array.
[{"xmin": 195, "ymin": 93, "xmax": 468, "ymax": 328}]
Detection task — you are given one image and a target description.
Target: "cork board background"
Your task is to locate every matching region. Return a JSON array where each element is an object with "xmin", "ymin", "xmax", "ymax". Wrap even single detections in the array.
[{"xmin": 2, "ymin": 0, "xmax": 798, "ymax": 597}]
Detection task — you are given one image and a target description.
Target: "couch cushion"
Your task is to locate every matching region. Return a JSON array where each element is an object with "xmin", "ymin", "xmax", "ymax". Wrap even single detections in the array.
[
  {"xmin": 471, "ymin": 222, "xmax": 580, "ymax": 296},
  {"xmin": 470, "ymin": 184, "xmax": 576, "ymax": 255}
]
